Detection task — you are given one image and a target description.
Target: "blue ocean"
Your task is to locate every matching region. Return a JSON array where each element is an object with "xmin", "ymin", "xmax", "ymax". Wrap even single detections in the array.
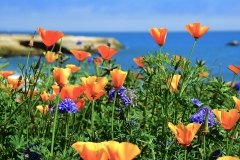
[{"xmin": 1, "ymin": 31, "xmax": 240, "ymax": 81}]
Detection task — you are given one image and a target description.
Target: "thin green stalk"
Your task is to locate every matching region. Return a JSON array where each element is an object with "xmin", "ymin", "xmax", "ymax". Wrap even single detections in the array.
[
  {"xmin": 42, "ymin": 112, "xmax": 49, "ymax": 139},
  {"xmin": 187, "ymin": 39, "xmax": 197, "ymax": 61},
  {"xmin": 91, "ymin": 100, "xmax": 95, "ymax": 137},
  {"xmin": 203, "ymin": 134, "xmax": 206, "ymax": 160},
  {"xmin": 142, "ymin": 75, "xmax": 153, "ymax": 129},
  {"xmin": 25, "ymin": 46, "xmax": 32, "ymax": 72},
  {"xmin": 230, "ymin": 74, "xmax": 236, "ymax": 87},
  {"xmin": 229, "ymin": 121, "xmax": 239, "ymax": 155},
  {"xmin": 24, "ymin": 46, "xmax": 32, "ymax": 144},
  {"xmin": 160, "ymin": 46, "xmax": 162, "ymax": 54},
  {"xmin": 226, "ymin": 130, "xmax": 229, "ymax": 155},
  {"xmin": 111, "ymin": 91, "xmax": 118, "ymax": 139},
  {"xmin": 184, "ymin": 147, "xmax": 187, "ymax": 160},
  {"xmin": 50, "ymin": 92, "xmax": 61, "ymax": 156},
  {"xmin": 174, "ymin": 103, "xmax": 179, "ymax": 124},
  {"xmin": 64, "ymin": 113, "xmax": 69, "ymax": 152}
]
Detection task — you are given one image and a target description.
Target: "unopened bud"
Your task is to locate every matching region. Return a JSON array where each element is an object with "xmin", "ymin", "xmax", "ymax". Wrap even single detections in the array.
[
  {"xmin": 29, "ymin": 31, "xmax": 36, "ymax": 47},
  {"xmin": 202, "ymin": 110, "xmax": 209, "ymax": 133}
]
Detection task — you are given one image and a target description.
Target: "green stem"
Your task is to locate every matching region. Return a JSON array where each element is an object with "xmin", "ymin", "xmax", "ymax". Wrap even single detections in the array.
[
  {"xmin": 203, "ymin": 133, "xmax": 206, "ymax": 160},
  {"xmin": 91, "ymin": 100, "xmax": 95, "ymax": 137},
  {"xmin": 184, "ymin": 147, "xmax": 187, "ymax": 160},
  {"xmin": 229, "ymin": 121, "xmax": 239, "ymax": 155},
  {"xmin": 25, "ymin": 46, "xmax": 32, "ymax": 72},
  {"xmin": 160, "ymin": 46, "xmax": 162, "ymax": 54},
  {"xmin": 64, "ymin": 113, "xmax": 69, "ymax": 152},
  {"xmin": 226, "ymin": 130, "xmax": 229, "ymax": 155},
  {"xmin": 187, "ymin": 39, "xmax": 197, "ymax": 61},
  {"xmin": 24, "ymin": 46, "xmax": 32, "ymax": 144},
  {"xmin": 111, "ymin": 91, "xmax": 118, "ymax": 139},
  {"xmin": 230, "ymin": 74, "xmax": 236, "ymax": 87},
  {"xmin": 50, "ymin": 92, "xmax": 61, "ymax": 156}
]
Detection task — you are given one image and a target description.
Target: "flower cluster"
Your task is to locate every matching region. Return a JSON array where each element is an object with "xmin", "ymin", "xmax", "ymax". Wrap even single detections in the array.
[
  {"xmin": 126, "ymin": 120, "xmax": 137, "ymax": 128},
  {"xmin": 24, "ymin": 144, "xmax": 41, "ymax": 160},
  {"xmin": 190, "ymin": 106, "xmax": 215, "ymax": 128},
  {"xmin": 191, "ymin": 98, "xmax": 201, "ymax": 107},
  {"xmin": 233, "ymin": 81, "xmax": 240, "ymax": 93},
  {"xmin": 109, "ymin": 86, "xmax": 136, "ymax": 107},
  {"xmin": 72, "ymin": 141, "xmax": 141, "ymax": 160},
  {"xmin": 58, "ymin": 98, "xmax": 78, "ymax": 114}
]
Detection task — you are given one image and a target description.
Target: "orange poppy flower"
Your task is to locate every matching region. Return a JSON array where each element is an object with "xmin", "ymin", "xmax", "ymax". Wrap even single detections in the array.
[
  {"xmin": 93, "ymin": 57, "xmax": 103, "ymax": 66},
  {"xmin": 97, "ymin": 45, "xmax": 118, "ymax": 60},
  {"xmin": 104, "ymin": 141, "xmax": 141, "ymax": 160},
  {"xmin": 70, "ymin": 50, "xmax": 91, "ymax": 61},
  {"xmin": 133, "ymin": 57, "xmax": 144, "ymax": 67},
  {"xmin": 1, "ymin": 71, "xmax": 15, "ymax": 78},
  {"xmin": 43, "ymin": 51, "xmax": 59, "ymax": 63},
  {"xmin": 36, "ymin": 105, "xmax": 49, "ymax": 114},
  {"xmin": 110, "ymin": 69, "xmax": 127, "ymax": 89},
  {"xmin": 172, "ymin": 55, "xmax": 187, "ymax": 69},
  {"xmin": 233, "ymin": 96, "xmax": 240, "ymax": 111},
  {"xmin": 185, "ymin": 22, "xmax": 210, "ymax": 39},
  {"xmin": 149, "ymin": 28, "xmax": 167, "ymax": 46},
  {"xmin": 52, "ymin": 67, "xmax": 71, "ymax": 87},
  {"xmin": 72, "ymin": 142, "xmax": 108, "ymax": 160},
  {"xmin": 228, "ymin": 65, "xmax": 240, "ymax": 74},
  {"xmin": 7, "ymin": 78, "xmax": 24, "ymax": 89},
  {"xmin": 66, "ymin": 64, "xmax": 81, "ymax": 73},
  {"xmin": 172, "ymin": 55, "xmax": 186, "ymax": 63},
  {"xmin": 212, "ymin": 109, "xmax": 240, "ymax": 131},
  {"xmin": 166, "ymin": 74, "xmax": 181, "ymax": 92},
  {"xmin": 76, "ymin": 97, "xmax": 86, "ymax": 110},
  {"xmin": 132, "ymin": 72, "xmax": 142, "ymax": 79},
  {"xmin": 16, "ymin": 96, "xmax": 22, "ymax": 103},
  {"xmin": 217, "ymin": 156, "xmax": 240, "ymax": 160},
  {"xmin": 27, "ymin": 90, "xmax": 38, "ymax": 97},
  {"xmin": 60, "ymin": 85, "xmax": 85, "ymax": 100},
  {"xmin": 1, "ymin": 84, "xmax": 13, "ymax": 91},
  {"xmin": 40, "ymin": 91, "xmax": 56, "ymax": 101},
  {"xmin": 199, "ymin": 71, "xmax": 209, "ymax": 77},
  {"xmin": 168, "ymin": 122, "xmax": 202, "ymax": 146},
  {"xmin": 80, "ymin": 76, "xmax": 108, "ymax": 100},
  {"xmin": 52, "ymin": 85, "xmax": 60, "ymax": 94},
  {"xmin": 37, "ymin": 27, "xmax": 64, "ymax": 47}
]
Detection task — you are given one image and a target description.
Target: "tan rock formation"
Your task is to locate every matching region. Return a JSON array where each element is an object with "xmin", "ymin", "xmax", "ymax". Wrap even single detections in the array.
[{"xmin": 0, "ymin": 34, "xmax": 124, "ymax": 57}]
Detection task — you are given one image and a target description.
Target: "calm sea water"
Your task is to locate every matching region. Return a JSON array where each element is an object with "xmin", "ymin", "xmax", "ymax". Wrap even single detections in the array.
[{"xmin": 1, "ymin": 31, "xmax": 240, "ymax": 81}]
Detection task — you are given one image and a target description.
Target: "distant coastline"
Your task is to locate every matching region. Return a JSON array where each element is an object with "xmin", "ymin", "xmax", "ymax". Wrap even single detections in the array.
[{"xmin": 0, "ymin": 34, "xmax": 124, "ymax": 57}]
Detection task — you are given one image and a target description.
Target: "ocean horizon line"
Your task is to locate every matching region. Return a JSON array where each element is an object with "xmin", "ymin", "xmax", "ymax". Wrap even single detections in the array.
[{"xmin": 0, "ymin": 30, "xmax": 240, "ymax": 34}]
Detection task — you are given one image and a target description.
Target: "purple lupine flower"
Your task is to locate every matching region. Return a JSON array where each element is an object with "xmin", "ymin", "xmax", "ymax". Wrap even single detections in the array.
[
  {"xmin": 210, "ymin": 149, "xmax": 222, "ymax": 160},
  {"xmin": 191, "ymin": 98, "xmax": 201, "ymax": 107},
  {"xmin": 126, "ymin": 120, "xmax": 137, "ymax": 127},
  {"xmin": 87, "ymin": 57, "xmax": 93, "ymax": 63},
  {"xmin": 49, "ymin": 104, "xmax": 54, "ymax": 115},
  {"xmin": 233, "ymin": 81, "xmax": 240, "ymax": 93},
  {"xmin": 76, "ymin": 41, "xmax": 82, "ymax": 45},
  {"xmin": 58, "ymin": 98, "xmax": 78, "ymax": 114},
  {"xmin": 97, "ymin": 51, "xmax": 101, "ymax": 57},
  {"xmin": 190, "ymin": 106, "xmax": 215, "ymax": 127},
  {"xmin": 109, "ymin": 86, "xmax": 135, "ymax": 107},
  {"xmin": 24, "ymin": 144, "xmax": 41, "ymax": 160}
]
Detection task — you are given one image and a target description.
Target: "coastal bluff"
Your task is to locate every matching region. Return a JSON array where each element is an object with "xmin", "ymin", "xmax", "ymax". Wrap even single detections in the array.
[{"xmin": 0, "ymin": 34, "xmax": 124, "ymax": 57}]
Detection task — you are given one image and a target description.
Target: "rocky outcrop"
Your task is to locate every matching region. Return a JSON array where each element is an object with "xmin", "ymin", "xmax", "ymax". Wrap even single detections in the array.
[
  {"xmin": 227, "ymin": 40, "xmax": 238, "ymax": 46},
  {"xmin": 0, "ymin": 34, "xmax": 124, "ymax": 57}
]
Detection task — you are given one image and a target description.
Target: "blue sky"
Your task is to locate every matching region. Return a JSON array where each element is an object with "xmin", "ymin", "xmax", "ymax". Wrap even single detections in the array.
[{"xmin": 0, "ymin": 0, "xmax": 240, "ymax": 32}]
